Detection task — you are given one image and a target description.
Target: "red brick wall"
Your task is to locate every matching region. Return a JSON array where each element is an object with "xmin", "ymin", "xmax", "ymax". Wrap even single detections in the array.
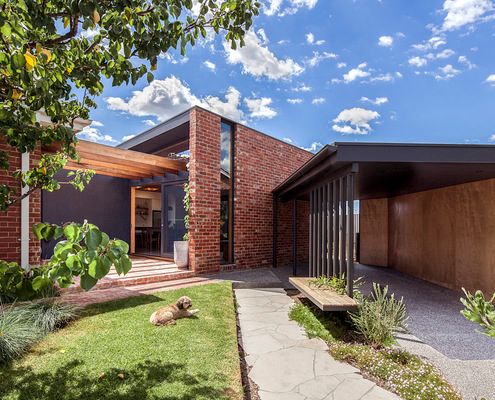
[
  {"xmin": 234, "ymin": 123, "xmax": 312, "ymax": 269},
  {"xmin": 188, "ymin": 108, "xmax": 222, "ymax": 273},
  {"xmin": 0, "ymin": 138, "xmax": 41, "ymax": 265},
  {"xmin": 187, "ymin": 107, "xmax": 312, "ymax": 273}
]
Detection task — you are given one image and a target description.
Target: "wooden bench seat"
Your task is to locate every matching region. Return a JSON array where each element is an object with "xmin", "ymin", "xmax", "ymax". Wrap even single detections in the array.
[{"xmin": 289, "ymin": 277, "xmax": 359, "ymax": 311}]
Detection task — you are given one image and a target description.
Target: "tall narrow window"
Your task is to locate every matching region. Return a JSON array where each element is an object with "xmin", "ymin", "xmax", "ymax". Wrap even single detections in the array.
[{"xmin": 220, "ymin": 122, "xmax": 234, "ymax": 263}]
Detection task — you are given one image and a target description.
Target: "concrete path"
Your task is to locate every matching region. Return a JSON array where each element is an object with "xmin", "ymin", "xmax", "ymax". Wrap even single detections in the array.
[{"xmin": 235, "ymin": 287, "xmax": 399, "ymax": 400}]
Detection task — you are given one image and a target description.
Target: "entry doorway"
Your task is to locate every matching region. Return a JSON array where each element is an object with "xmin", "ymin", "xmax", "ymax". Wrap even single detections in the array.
[{"xmin": 130, "ymin": 182, "xmax": 187, "ymax": 259}]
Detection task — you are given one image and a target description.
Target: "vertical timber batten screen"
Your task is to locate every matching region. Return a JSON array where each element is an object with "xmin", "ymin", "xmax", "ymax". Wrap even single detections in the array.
[{"xmin": 308, "ymin": 171, "xmax": 356, "ymax": 297}]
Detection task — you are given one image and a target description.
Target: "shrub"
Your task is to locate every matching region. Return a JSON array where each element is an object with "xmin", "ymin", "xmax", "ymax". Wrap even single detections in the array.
[
  {"xmin": 25, "ymin": 300, "xmax": 77, "ymax": 334},
  {"xmin": 310, "ymin": 274, "xmax": 364, "ymax": 296},
  {"xmin": 460, "ymin": 288, "xmax": 495, "ymax": 338},
  {"xmin": 0, "ymin": 221, "xmax": 132, "ymax": 302},
  {"xmin": 0, "ymin": 304, "xmax": 42, "ymax": 363},
  {"xmin": 349, "ymin": 283, "xmax": 408, "ymax": 347}
]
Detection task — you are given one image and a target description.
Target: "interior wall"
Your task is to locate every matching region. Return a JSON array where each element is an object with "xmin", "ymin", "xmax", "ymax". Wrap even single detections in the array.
[
  {"xmin": 135, "ymin": 191, "xmax": 161, "ymax": 228},
  {"xmin": 359, "ymin": 198, "xmax": 388, "ymax": 267},
  {"xmin": 360, "ymin": 178, "xmax": 495, "ymax": 294}
]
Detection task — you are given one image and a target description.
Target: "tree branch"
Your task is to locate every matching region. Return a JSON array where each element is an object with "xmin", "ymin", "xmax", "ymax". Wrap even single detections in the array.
[{"xmin": 43, "ymin": 14, "xmax": 80, "ymax": 46}]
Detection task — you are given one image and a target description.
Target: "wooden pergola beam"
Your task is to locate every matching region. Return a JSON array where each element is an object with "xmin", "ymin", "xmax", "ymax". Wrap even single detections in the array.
[
  {"xmin": 76, "ymin": 140, "xmax": 186, "ymax": 172},
  {"xmin": 43, "ymin": 139, "xmax": 188, "ymax": 180},
  {"xmin": 65, "ymin": 163, "xmax": 144, "ymax": 180},
  {"xmin": 77, "ymin": 154, "xmax": 167, "ymax": 177}
]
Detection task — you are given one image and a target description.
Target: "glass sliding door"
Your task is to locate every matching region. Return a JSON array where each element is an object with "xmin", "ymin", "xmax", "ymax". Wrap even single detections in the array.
[
  {"xmin": 220, "ymin": 122, "xmax": 234, "ymax": 263},
  {"xmin": 161, "ymin": 183, "xmax": 187, "ymax": 258}
]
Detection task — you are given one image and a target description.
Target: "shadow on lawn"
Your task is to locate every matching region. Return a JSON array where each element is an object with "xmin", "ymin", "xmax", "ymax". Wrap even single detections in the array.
[
  {"xmin": 80, "ymin": 293, "xmax": 165, "ymax": 317},
  {"xmin": 0, "ymin": 359, "xmax": 232, "ymax": 400}
]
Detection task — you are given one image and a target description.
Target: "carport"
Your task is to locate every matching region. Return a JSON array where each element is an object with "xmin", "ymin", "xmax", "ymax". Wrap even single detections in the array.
[{"xmin": 272, "ymin": 142, "xmax": 495, "ymax": 298}]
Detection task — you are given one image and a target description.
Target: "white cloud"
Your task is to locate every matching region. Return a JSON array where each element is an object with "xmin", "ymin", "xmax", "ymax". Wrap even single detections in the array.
[
  {"xmin": 361, "ymin": 96, "xmax": 389, "ymax": 106},
  {"xmin": 287, "ymin": 98, "xmax": 303, "ymax": 104},
  {"xmin": 158, "ymin": 52, "xmax": 189, "ymax": 64},
  {"xmin": 142, "ymin": 119, "xmax": 156, "ymax": 127},
  {"xmin": 263, "ymin": 0, "xmax": 284, "ymax": 15},
  {"xmin": 427, "ymin": 48, "xmax": 456, "ymax": 60},
  {"xmin": 80, "ymin": 27, "xmax": 100, "ymax": 40},
  {"xmin": 485, "ymin": 74, "xmax": 495, "ymax": 86},
  {"xmin": 441, "ymin": 0, "xmax": 494, "ymax": 31},
  {"xmin": 378, "ymin": 35, "xmax": 394, "ymax": 47},
  {"xmin": 337, "ymin": 62, "xmax": 347, "ymax": 69},
  {"xmin": 370, "ymin": 72, "xmax": 400, "ymax": 82},
  {"xmin": 106, "ymin": 75, "xmax": 244, "ymax": 122},
  {"xmin": 434, "ymin": 64, "xmax": 461, "ymax": 80},
  {"xmin": 224, "ymin": 30, "xmax": 304, "ymax": 80},
  {"xmin": 244, "ymin": 97, "xmax": 277, "ymax": 119},
  {"xmin": 343, "ymin": 63, "xmax": 371, "ymax": 83},
  {"xmin": 332, "ymin": 108, "xmax": 380, "ymax": 135},
  {"xmin": 312, "ymin": 97, "xmax": 325, "ymax": 105},
  {"xmin": 291, "ymin": 83, "xmax": 312, "ymax": 92},
  {"xmin": 409, "ymin": 56, "xmax": 428, "ymax": 67},
  {"xmin": 203, "ymin": 60, "xmax": 216, "ymax": 72},
  {"xmin": 264, "ymin": 0, "xmax": 318, "ymax": 16},
  {"xmin": 306, "ymin": 32, "xmax": 325, "ymax": 45},
  {"xmin": 412, "ymin": 36, "xmax": 446, "ymax": 52},
  {"xmin": 122, "ymin": 134, "xmax": 136, "ymax": 142},
  {"xmin": 78, "ymin": 121, "xmax": 117, "ymax": 144},
  {"xmin": 458, "ymin": 55, "xmax": 477, "ymax": 69},
  {"xmin": 302, "ymin": 141, "xmax": 323, "ymax": 152},
  {"xmin": 490, "ymin": 134, "xmax": 495, "ymax": 141},
  {"xmin": 283, "ymin": 137, "xmax": 293, "ymax": 143},
  {"xmin": 305, "ymin": 51, "xmax": 338, "ymax": 68}
]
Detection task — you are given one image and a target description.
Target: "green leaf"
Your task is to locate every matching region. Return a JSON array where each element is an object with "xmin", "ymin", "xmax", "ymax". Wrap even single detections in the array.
[
  {"xmin": 85, "ymin": 227, "xmax": 102, "ymax": 250},
  {"xmin": 147, "ymin": 72, "xmax": 154, "ymax": 83},
  {"xmin": 120, "ymin": 255, "xmax": 132, "ymax": 275},
  {"xmin": 113, "ymin": 239, "xmax": 129, "ymax": 254},
  {"xmin": 32, "ymin": 275, "xmax": 50, "ymax": 291},
  {"xmin": 80, "ymin": 273, "xmax": 98, "ymax": 291},
  {"xmin": 64, "ymin": 224, "xmax": 81, "ymax": 241},
  {"xmin": 32, "ymin": 222, "xmax": 47, "ymax": 240}
]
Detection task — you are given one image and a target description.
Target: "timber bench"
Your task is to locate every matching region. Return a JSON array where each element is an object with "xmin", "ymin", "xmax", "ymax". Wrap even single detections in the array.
[{"xmin": 289, "ymin": 277, "xmax": 359, "ymax": 311}]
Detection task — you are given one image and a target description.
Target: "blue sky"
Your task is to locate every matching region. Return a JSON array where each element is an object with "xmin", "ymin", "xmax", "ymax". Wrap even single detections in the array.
[{"xmin": 79, "ymin": 0, "xmax": 495, "ymax": 152}]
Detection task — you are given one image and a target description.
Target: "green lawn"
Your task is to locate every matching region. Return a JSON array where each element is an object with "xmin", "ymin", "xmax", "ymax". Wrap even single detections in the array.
[{"xmin": 0, "ymin": 282, "xmax": 243, "ymax": 400}]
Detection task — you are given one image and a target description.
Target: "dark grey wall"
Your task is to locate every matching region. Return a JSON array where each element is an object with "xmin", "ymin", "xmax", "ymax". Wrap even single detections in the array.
[{"xmin": 42, "ymin": 173, "xmax": 131, "ymax": 259}]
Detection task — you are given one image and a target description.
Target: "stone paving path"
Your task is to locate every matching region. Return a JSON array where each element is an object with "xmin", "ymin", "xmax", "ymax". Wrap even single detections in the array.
[{"xmin": 235, "ymin": 288, "xmax": 399, "ymax": 400}]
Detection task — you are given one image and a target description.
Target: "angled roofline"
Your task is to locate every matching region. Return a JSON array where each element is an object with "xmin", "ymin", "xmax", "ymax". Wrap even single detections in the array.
[
  {"xmin": 117, "ymin": 105, "xmax": 312, "ymax": 154},
  {"xmin": 273, "ymin": 141, "xmax": 495, "ymax": 196},
  {"xmin": 117, "ymin": 108, "xmax": 191, "ymax": 149}
]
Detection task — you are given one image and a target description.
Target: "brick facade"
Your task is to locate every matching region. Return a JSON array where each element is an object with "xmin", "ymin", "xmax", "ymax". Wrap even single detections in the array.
[
  {"xmin": 1, "ymin": 106, "xmax": 312, "ymax": 275},
  {"xmin": 0, "ymin": 138, "xmax": 41, "ymax": 265},
  {"xmin": 188, "ymin": 108, "xmax": 222, "ymax": 273},
  {"xmin": 234, "ymin": 124, "xmax": 312, "ymax": 269},
  {"xmin": 188, "ymin": 107, "xmax": 312, "ymax": 273}
]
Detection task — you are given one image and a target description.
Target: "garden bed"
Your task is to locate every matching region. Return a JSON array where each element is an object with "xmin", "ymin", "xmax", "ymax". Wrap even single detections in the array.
[
  {"xmin": 289, "ymin": 298, "xmax": 462, "ymax": 400},
  {"xmin": 0, "ymin": 282, "xmax": 243, "ymax": 400}
]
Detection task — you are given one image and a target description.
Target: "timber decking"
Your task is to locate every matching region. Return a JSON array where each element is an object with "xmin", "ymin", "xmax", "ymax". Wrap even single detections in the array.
[{"xmin": 289, "ymin": 277, "xmax": 358, "ymax": 311}]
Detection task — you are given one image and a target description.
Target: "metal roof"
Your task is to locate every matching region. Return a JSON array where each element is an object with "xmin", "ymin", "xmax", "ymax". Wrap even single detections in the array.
[{"xmin": 274, "ymin": 142, "xmax": 495, "ymax": 201}]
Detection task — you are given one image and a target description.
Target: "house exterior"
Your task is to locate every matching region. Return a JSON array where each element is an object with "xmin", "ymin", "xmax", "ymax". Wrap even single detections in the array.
[
  {"xmin": 273, "ymin": 142, "xmax": 495, "ymax": 295},
  {"xmin": 2, "ymin": 109, "xmax": 495, "ymax": 295},
  {"xmin": 0, "ymin": 106, "xmax": 312, "ymax": 274}
]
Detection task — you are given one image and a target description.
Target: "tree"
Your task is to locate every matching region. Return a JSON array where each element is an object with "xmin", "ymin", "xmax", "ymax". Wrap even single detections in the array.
[
  {"xmin": 0, "ymin": 0, "xmax": 259, "ymax": 210},
  {"xmin": 0, "ymin": 0, "xmax": 259, "ymax": 295}
]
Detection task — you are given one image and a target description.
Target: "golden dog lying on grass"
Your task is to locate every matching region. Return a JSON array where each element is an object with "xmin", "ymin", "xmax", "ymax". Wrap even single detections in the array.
[{"xmin": 149, "ymin": 296, "xmax": 199, "ymax": 326}]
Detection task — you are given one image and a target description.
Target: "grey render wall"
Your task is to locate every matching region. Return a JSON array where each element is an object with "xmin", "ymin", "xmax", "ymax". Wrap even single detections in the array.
[{"xmin": 41, "ymin": 173, "xmax": 131, "ymax": 259}]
